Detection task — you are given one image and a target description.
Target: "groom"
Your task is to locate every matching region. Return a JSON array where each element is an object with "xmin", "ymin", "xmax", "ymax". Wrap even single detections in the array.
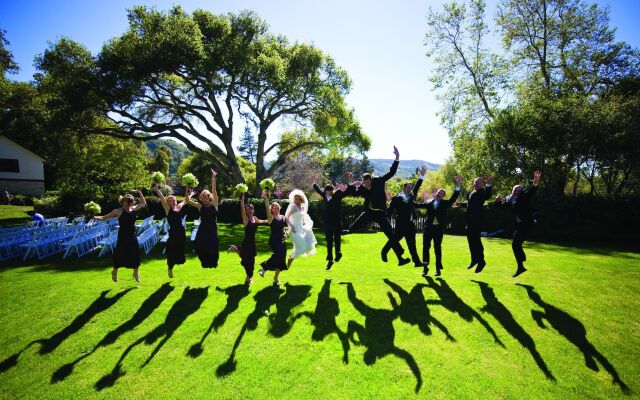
[
  {"xmin": 313, "ymin": 175, "xmax": 357, "ymax": 270},
  {"xmin": 344, "ymin": 146, "xmax": 409, "ymax": 265}
]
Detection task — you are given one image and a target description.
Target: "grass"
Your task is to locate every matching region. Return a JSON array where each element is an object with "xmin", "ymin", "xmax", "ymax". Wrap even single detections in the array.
[
  {"xmin": 0, "ymin": 205, "xmax": 33, "ymax": 226},
  {"xmin": 0, "ymin": 223, "xmax": 638, "ymax": 399}
]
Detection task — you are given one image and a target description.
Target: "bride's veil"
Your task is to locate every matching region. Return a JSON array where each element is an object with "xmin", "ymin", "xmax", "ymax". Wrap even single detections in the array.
[{"xmin": 286, "ymin": 189, "xmax": 314, "ymax": 228}]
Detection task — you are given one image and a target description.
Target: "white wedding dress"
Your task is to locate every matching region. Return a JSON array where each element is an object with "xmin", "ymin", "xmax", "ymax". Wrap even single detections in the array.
[{"xmin": 287, "ymin": 203, "xmax": 317, "ymax": 259}]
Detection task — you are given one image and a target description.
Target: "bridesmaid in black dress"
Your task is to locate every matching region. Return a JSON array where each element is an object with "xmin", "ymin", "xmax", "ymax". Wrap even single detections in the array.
[
  {"xmin": 186, "ymin": 169, "xmax": 219, "ymax": 269},
  {"xmin": 258, "ymin": 190, "xmax": 288, "ymax": 285},
  {"xmin": 228, "ymin": 193, "xmax": 268, "ymax": 285},
  {"xmin": 95, "ymin": 190, "xmax": 146, "ymax": 282},
  {"xmin": 154, "ymin": 187, "xmax": 187, "ymax": 278}
]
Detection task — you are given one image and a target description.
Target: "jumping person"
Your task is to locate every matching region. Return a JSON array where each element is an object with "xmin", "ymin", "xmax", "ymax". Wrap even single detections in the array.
[
  {"xmin": 415, "ymin": 175, "xmax": 462, "ymax": 277},
  {"xmin": 460, "ymin": 175, "xmax": 493, "ymax": 273},
  {"xmin": 382, "ymin": 165, "xmax": 428, "ymax": 268},
  {"xmin": 95, "ymin": 190, "xmax": 146, "ymax": 282},
  {"xmin": 185, "ymin": 169, "xmax": 219, "ymax": 269},
  {"xmin": 154, "ymin": 186, "xmax": 187, "ymax": 278},
  {"xmin": 285, "ymin": 189, "xmax": 317, "ymax": 269},
  {"xmin": 228, "ymin": 193, "xmax": 268, "ymax": 285},
  {"xmin": 258, "ymin": 190, "xmax": 288, "ymax": 285},
  {"xmin": 495, "ymin": 171, "xmax": 541, "ymax": 277},
  {"xmin": 344, "ymin": 146, "xmax": 409, "ymax": 266},
  {"xmin": 313, "ymin": 173, "xmax": 356, "ymax": 270}
]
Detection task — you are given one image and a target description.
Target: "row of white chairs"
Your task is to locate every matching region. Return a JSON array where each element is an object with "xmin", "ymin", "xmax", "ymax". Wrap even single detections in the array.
[
  {"xmin": 62, "ymin": 224, "xmax": 111, "ymax": 259},
  {"xmin": 21, "ymin": 225, "xmax": 83, "ymax": 260}
]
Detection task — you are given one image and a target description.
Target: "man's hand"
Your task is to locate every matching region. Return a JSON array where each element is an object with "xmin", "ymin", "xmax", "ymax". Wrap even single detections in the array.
[
  {"xmin": 455, "ymin": 175, "xmax": 462, "ymax": 186},
  {"xmin": 393, "ymin": 146, "xmax": 400, "ymax": 160},
  {"xmin": 419, "ymin": 165, "xmax": 428, "ymax": 176},
  {"xmin": 354, "ymin": 180, "xmax": 362, "ymax": 188},
  {"xmin": 532, "ymin": 170, "xmax": 542, "ymax": 186},
  {"xmin": 486, "ymin": 175, "xmax": 494, "ymax": 185},
  {"xmin": 496, "ymin": 194, "xmax": 504, "ymax": 202}
]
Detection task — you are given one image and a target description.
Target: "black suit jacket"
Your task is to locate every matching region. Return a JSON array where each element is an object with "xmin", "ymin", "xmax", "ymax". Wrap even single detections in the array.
[
  {"xmin": 415, "ymin": 189, "xmax": 460, "ymax": 228},
  {"xmin": 497, "ymin": 185, "xmax": 537, "ymax": 224},
  {"xmin": 387, "ymin": 176, "xmax": 423, "ymax": 226},
  {"xmin": 355, "ymin": 160, "xmax": 399, "ymax": 211},
  {"xmin": 313, "ymin": 183, "xmax": 356, "ymax": 228},
  {"xmin": 464, "ymin": 185, "xmax": 493, "ymax": 227}
]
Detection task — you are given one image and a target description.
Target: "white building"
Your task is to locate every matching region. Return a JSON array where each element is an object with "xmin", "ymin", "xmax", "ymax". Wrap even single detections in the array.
[{"xmin": 0, "ymin": 135, "xmax": 46, "ymax": 195}]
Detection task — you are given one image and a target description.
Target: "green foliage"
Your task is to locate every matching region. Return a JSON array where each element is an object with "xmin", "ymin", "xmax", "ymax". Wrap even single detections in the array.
[{"xmin": 148, "ymin": 146, "xmax": 171, "ymax": 180}]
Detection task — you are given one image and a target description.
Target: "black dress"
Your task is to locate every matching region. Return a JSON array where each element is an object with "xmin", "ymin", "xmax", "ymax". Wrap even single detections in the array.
[
  {"xmin": 113, "ymin": 209, "xmax": 140, "ymax": 269},
  {"xmin": 240, "ymin": 219, "xmax": 258, "ymax": 277},
  {"xmin": 166, "ymin": 208, "xmax": 186, "ymax": 268},
  {"xmin": 194, "ymin": 205, "xmax": 219, "ymax": 268},
  {"xmin": 261, "ymin": 217, "xmax": 287, "ymax": 271}
]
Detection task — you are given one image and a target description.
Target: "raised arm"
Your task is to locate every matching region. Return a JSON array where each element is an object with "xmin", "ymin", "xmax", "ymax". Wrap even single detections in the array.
[
  {"xmin": 381, "ymin": 146, "xmax": 400, "ymax": 182},
  {"xmin": 413, "ymin": 165, "xmax": 427, "ymax": 197},
  {"xmin": 448, "ymin": 175, "xmax": 462, "ymax": 204},
  {"xmin": 312, "ymin": 182, "xmax": 324, "ymax": 198},
  {"xmin": 154, "ymin": 186, "xmax": 170, "ymax": 215},
  {"xmin": 240, "ymin": 193, "xmax": 248, "ymax": 226},
  {"xmin": 525, "ymin": 170, "xmax": 541, "ymax": 197},
  {"xmin": 132, "ymin": 190, "xmax": 146, "ymax": 211},
  {"xmin": 210, "ymin": 169, "xmax": 219, "ymax": 208},
  {"xmin": 185, "ymin": 188, "xmax": 201, "ymax": 210},
  {"xmin": 263, "ymin": 190, "xmax": 273, "ymax": 224},
  {"xmin": 484, "ymin": 175, "xmax": 494, "ymax": 201}
]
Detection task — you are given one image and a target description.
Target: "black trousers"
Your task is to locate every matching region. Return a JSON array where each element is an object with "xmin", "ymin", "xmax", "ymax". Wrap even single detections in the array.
[
  {"xmin": 423, "ymin": 224, "xmax": 444, "ymax": 268},
  {"xmin": 325, "ymin": 223, "xmax": 342, "ymax": 261},
  {"xmin": 348, "ymin": 209, "xmax": 404, "ymax": 260},
  {"xmin": 512, "ymin": 221, "xmax": 531, "ymax": 264},
  {"xmin": 466, "ymin": 225, "xmax": 484, "ymax": 264},
  {"xmin": 382, "ymin": 221, "xmax": 420, "ymax": 263}
]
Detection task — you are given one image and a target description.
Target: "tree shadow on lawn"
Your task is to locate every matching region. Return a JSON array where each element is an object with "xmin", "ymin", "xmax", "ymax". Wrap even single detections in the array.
[
  {"xmin": 0, "ymin": 288, "xmax": 133, "ymax": 374},
  {"xmin": 52, "ymin": 283, "xmax": 175, "ymax": 383},
  {"xmin": 341, "ymin": 281, "xmax": 423, "ymax": 394},
  {"xmin": 188, "ymin": 284, "xmax": 251, "ymax": 358},
  {"xmin": 523, "ymin": 240, "xmax": 640, "ymax": 260},
  {"xmin": 471, "ymin": 280, "xmax": 556, "ymax": 381},
  {"xmin": 95, "ymin": 286, "xmax": 209, "ymax": 391},
  {"xmin": 295, "ymin": 279, "xmax": 351, "ymax": 364},
  {"xmin": 216, "ymin": 283, "xmax": 311, "ymax": 377},
  {"xmin": 424, "ymin": 277, "xmax": 504, "ymax": 347},
  {"xmin": 517, "ymin": 284, "xmax": 630, "ymax": 393}
]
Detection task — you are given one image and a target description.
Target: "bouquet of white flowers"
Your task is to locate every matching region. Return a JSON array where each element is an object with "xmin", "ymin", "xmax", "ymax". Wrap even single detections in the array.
[
  {"xmin": 181, "ymin": 173, "xmax": 199, "ymax": 188},
  {"xmin": 84, "ymin": 201, "xmax": 101, "ymax": 214},
  {"xmin": 259, "ymin": 178, "xmax": 276, "ymax": 191},
  {"xmin": 151, "ymin": 171, "xmax": 165, "ymax": 185}
]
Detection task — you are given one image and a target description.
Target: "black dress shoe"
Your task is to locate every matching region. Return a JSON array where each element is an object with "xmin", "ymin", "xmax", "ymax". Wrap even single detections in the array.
[
  {"xmin": 467, "ymin": 261, "xmax": 477, "ymax": 270},
  {"xmin": 512, "ymin": 266, "xmax": 527, "ymax": 277},
  {"xmin": 421, "ymin": 267, "xmax": 429, "ymax": 277},
  {"xmin": 381, "ymin": 251, "xmax": 388, "ymax": 263},
  {"xmin": 398, "ymin": 258, "xmax": 411, "ymax": 266},
  {"xmin": 326, "ymin": 261, "xmax": 334, "ymax": 271},
  {"xmin": 335, "ymin": 253, "xmax": 342, "ymax": 262},
  {"xmin": 474, "ymin": 261, "xmax": 486, "ymax": 273},
  {"xmin": 413, "ymin": 261, "xmax": 426, "ymax": 268},
  {"xmin": 434, "ymin": 269, "xmax": 441, "ymax": 277},
  {"xmin": 341, "ymin": 229, "xmax": 350, "ymax": 235}
]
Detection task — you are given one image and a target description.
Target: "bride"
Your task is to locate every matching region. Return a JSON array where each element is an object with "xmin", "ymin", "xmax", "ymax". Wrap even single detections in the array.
[{"xmin": 286, "ymin": 189, "xmax": 317, "ymax": 267}]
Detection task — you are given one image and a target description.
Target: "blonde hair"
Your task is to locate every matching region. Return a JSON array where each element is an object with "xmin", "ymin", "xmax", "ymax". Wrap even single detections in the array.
[{"xmin": 199, "ymin": 190, "xmax": 213, "ymax": 202}]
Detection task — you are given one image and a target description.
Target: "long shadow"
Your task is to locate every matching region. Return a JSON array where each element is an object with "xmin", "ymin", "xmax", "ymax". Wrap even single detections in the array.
[
  {"xmin": 216, "ymin": 284, "xmax": 284, "ymax": 377},
  {"xmin": 472, "ymin": 280, "xmax": 555, "ymax": 381},
  {"xmin": 269, "ymin": 283, "xmax": 312, "ymax": 338},
  {"xmin": 341, "ymin": 282, "xmax": 422, "ymax": 393},
  {"xmin": 295, "ymin": 279, "xmax": 350, "ymax": 364},
  {"xmin": 517, "ymin": 284, "xmax": 630, "ymax": 393},
  {"xmin": 0, "ymin": 288, "xmax": 132, "ymax": 374},
  {"xmin": 52, "ymin": 283, "xmax": 174, "ymax": 383},
  {"xmin": 424, "ymin": 277, "xmax": 504, "ymax": 347},
  {"xmin": 384, "ymin": 279, "xmax": 455, "ymax": 342},
  {"xmin": 188, "ymin": 284, "xmax": 250, "ymax": 358},
  {"xmin": 95, "ymin": 286, "xmax": 209, "ymax": 391}
]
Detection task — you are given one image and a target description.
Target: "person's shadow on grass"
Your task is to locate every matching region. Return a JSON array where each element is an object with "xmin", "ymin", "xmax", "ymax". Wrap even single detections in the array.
[
  {"xmin": 52, "ymin": 283, "xmax": 174, "ymax": 383},
  {"xmin": 188, "ymin": 284, "xmax": 250, "ymax": 358},
  {"xmin": 295, "ymin": 279, "xmax": 351, "ymax": 364},
  {"xmin": 384, "ymin": 279, "xmax": 455, "ymax": 342},
  {"xmin": 424, "ymin": 277, "xmax": 504, "ymax": 347},
  {"xmin": 472, "ymin": 280, "xmax": 555, "ymax": 381},
  {"xmin": 517, "ymin": 284, "xmax": 629, "ymax": 393},
  {"xmin": 341, "ymin": 282, "xmax": 423, "ymax": 393},
  {"xmin": 0, "ymin": 288, "xmax": 132, "ymax": 374},
  {"xmin": 95, "ymin": 286, "xmax": 209, "ymax": 391}
]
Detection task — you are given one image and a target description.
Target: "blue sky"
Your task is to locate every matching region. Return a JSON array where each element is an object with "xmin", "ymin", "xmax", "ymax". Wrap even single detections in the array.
[{"xmin": 2, "ymin": 0, "xmax": 639, "ymax": 163}]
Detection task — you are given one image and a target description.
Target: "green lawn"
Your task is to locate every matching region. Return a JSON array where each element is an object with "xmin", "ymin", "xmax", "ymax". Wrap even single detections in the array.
[
  {"xmin": 0, "ymin": 205, "xmax": 33, "ymax": 226},
  {"xmin": 0, "ymin": 224, "xmax": 638, "ymax": 399}
]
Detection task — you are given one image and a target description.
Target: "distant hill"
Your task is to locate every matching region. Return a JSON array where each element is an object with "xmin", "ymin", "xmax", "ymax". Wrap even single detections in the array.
[
  {"xmin": 368, "ymin": 159, "xmax": 441, "ymax": 178},
  {"xmin": 146, "ymin": 139, "xmax": 192, "ymax": 175}
]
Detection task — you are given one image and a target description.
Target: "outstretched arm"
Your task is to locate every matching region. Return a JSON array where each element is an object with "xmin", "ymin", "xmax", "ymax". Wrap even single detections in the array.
[
  {"xmin": 312, "ymin": 182, "xmax": 324, "ymax": 198},
  {"xmin": 413, "ymin": 165, "xmax": 427, "ymax": 197},
  {"xmin": 382, "ymin": 146, "xmax": 400, "ymax": 181},
  {"xmin": 525, "ymin": 170, "xmax": 541, "ymax": 197},
  {"xmin": 240, "ymin": 193, "xmax": 248, "ymax": 226},
  {"xmin": 448, "ymin": 175, "xmax": 462, "ymax": 205},
  {"xmin": 484, "ymin": 175, "xmax": 493, "ymax": 201},
  {"xmin": 185, "ymin": 189, "xmax": 202, "ymax": 211},
  {"xmin": 94, "ymin": 208, "xmax": 121, "ymax": 221},
  {"xmin": 154, "ymin": 187, "xmax": 170, "ymax": 215},
  {"xmin": 263, "ymin": 190, "xmax": 273, "ymax": 224},
  {"xmin": 210, "ymin": 169, "xmax": 218, "ymax": 208}
]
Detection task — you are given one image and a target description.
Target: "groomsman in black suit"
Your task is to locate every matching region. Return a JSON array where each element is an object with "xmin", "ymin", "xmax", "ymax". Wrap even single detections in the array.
[
  {"xmin": 460, "ymin": 175, "xmax": 493, "ymax": 273},
  {"xmin": 382, "ymin": 165, "xmax": 428, "ymax": 267},
  {"xmin": 495, "ymin": 170, "xmax": 541, "ymax": 277},
  {"xmin": 313, "ymin": 176, "xmax": 357, "ymax": 270},
  {"xmin": 345, "ymin": 146, "xmax": 409, "ymax": 265},
  {"xmin": 415, "ymin": 175, "xmax": 462, "ymax": 277}
]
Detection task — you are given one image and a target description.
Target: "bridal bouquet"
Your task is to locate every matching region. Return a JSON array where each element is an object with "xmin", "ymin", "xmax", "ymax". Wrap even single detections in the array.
[
  {"xmin": 181, "ymin": 173, "xmax": 199, "ymax": 188},
  {"xmin": 84, "ymin": 201, "xmax": 101, "ymax": 215},
  {"xmin": 259, "ymin": 178, "xmax": 276, "ymax": 191},
  {"xmin": 151, "ymin": 171, "xmax": 165, "ymax": 185}
]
